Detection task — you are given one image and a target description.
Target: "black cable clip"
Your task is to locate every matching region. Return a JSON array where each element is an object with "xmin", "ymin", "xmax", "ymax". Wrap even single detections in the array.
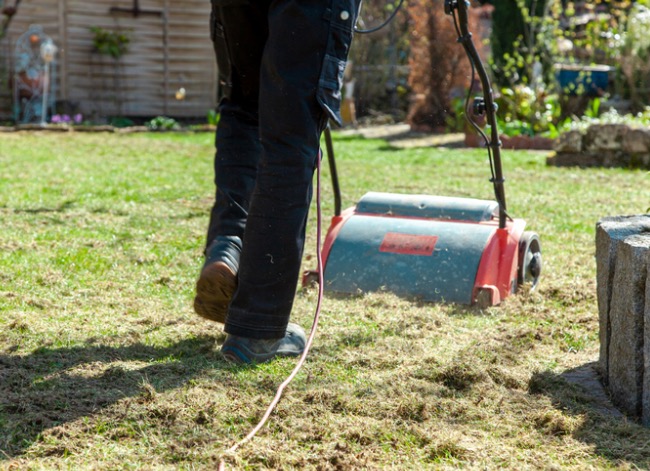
[
  {"xmin": 473, "ymin": 97, "xmax": 486, "ymax": 116},
  {"xmin": 444, "ymin": 0, "xmax": 457, "ymax": 15},
  {"xmin": 456, "ymin": 32, "xmax": 473, "ymax": 44}
]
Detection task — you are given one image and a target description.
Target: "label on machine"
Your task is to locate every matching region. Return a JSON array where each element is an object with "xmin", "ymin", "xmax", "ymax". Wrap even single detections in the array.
[{"xmin": 379, "ymin": 232, "xmax": 438, "ymax": 256}]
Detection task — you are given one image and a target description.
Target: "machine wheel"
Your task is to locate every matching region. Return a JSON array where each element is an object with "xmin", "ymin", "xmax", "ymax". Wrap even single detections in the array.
[{"xmin": 517, "ymin": 231, "xmax": 542, "ymax": 290}]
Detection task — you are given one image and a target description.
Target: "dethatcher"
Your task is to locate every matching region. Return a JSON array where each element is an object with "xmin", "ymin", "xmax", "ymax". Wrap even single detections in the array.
[{"xmin": 304, "ymin": 0, "xmax": 542, "ymax": 307}]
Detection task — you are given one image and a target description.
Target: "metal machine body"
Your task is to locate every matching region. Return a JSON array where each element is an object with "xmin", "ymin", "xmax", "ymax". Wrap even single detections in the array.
[{"xmin": 319, "ymin": 192, "xmax": 534, "ymax": 306}]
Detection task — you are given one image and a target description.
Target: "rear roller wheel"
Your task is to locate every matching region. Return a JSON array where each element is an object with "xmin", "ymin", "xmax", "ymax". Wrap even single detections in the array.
[{"xmin": 517, "ymin": 231, "xmax": 542, "ymax": 290}]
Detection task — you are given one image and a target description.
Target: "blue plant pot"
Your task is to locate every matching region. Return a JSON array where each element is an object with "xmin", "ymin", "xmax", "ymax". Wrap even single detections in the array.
[{"xmin": 555, "ymin": 64, "xmax": 612, "ymax": 96}]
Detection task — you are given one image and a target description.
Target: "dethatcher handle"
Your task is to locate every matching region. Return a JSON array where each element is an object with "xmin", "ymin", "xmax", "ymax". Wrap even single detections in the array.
[
  {"xmin": 448, "ymin": 0, "xmax": 507, "ymax": 229},
  {"xmin": 323, "ymin": 122, "xmax": 342, "ymax": 217}
]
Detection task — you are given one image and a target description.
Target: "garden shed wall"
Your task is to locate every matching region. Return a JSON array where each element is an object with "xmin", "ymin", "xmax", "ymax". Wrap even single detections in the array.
[{"xmin": 0, "ymin": 0, "xmax": 217, "ymax": 120}]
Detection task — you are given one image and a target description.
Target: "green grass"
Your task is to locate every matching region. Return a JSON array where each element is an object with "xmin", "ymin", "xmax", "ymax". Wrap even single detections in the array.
[{"xmin": 1, "ymin": 130, "xmax": 650, "ymax": 469}]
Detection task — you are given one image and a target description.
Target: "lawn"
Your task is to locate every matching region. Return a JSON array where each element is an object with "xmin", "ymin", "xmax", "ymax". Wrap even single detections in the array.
[{"xmin": 1, "ymin": 130, "xmax": 650, "ymax": 470}]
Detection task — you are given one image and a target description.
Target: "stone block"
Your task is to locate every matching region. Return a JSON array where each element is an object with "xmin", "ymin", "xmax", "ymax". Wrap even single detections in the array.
[
  {"xmin": 596, "ymin": 216, "xmax": 650, "ymax": 423},
  {"xmin": 630, "ymin": 154, "xmax": 650, "ymax": 169},
  {"xmin": 548, "ymin": 151, "xmax": 639, "ymax": 169},
  {"xmin": 585, "ymin": 124, "xmax": 629, "ymax": 152},
  {"xmin": 623, "ymin": 128, "xmax": 650, "ymax": 154},
  {"xmin": 608, "ymin": 235, "xmax": 649, "ymax": 417},
  {"xmin": 554, "ymin": 130, "xmax": 583, "ymax": 153},
  {"xmin": 596, "ymin": 217, "xmax": 649, "ymax": 379},
  {"xmin": 551, "ymin": 125, "xmax": 650, "ymax": 169},
  {"xmin": 644, "ymin": 271, "xmax": 650, "ymax": 425},
  {"xmin": 546, "ymin": 152, "xmax": 595, "ymax": 167}
]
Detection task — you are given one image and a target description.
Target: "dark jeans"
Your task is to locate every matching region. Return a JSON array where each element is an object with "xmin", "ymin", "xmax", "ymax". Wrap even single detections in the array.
[{"xmin": 207, "ymin": 0, "xmax": 360, "ymax": 338}]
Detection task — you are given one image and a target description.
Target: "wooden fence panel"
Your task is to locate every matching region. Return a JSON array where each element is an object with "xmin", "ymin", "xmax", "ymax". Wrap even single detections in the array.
[{"xmin": 0, "ymin": 0, "xmax": 217, "ymax": 120}]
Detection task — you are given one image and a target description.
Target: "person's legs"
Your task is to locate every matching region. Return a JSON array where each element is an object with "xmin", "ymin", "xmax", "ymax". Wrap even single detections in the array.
[
  {"xmin": 224, "ymin": 0, "xmax": 360, "ymax": 340},
  {"xmin": 198, "ymin": 0, "xmax": 361, "ymax": 362},
  {"xmin": 194, "ymin": 1, "xmax": 270, "ymax": 323},
  {"xmin": 205, "ymin": 1, "xmax": 269, "ymax": 246}
]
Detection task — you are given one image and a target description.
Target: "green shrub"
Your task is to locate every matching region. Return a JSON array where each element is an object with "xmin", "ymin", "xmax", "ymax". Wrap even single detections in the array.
[
  {"xmin": 206, "ymin": 109, "xmax": 220, "ymax": 126},
  {"xmin": 147, "ymin": 116, "xmax": 180, "ymax": 131},
  {"xmin": 89, "ymin": 26, "xmax": 130, "ymax": 59},
  {"xmin": 490, "ymin": 0, "xmax": 547, "ymax": 86},
  {"xmin": 110, "ymin": 116, "xmax": 135, "ymax": 128},
  {"xmin": 619, "ymin": 3, "xmax": 650, "ymax": 107}
]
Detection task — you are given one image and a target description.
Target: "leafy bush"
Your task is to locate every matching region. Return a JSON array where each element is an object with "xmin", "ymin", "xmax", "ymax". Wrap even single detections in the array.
[
  {"xmin": 484, "ymin": 0, "xmax": 650, "ymax": 136},
  {"xmin": 445, "ymin": 95, "xmax": 468, "ymax": 133},
  {"xmin": 206, "ymin": 109, "xmax": 220, "ymax": 126},
  {"xmin": 495, "ymin": 85, "xmax": 561, "ymax": 137},
  {"xmin": 619, "ymin": 3, "xmax": 650, "ymax": 106},
  {"xmin": 89, "ymin": 26, "xmax": 130, "ymax": 59},
  {"xmin": 147, "ymin": 116, "xmax": 180, "ymax": 131},
  {"xmin": 490, "ymin": 0, "xmax": 547, "ymax": 85},
  {"xmin": 110, "ymin": 116, "xmax": 135, "ymax": 128},
  {"xmin": 564, "ymin": 104, "xmax": 650, "ymax": 133}
]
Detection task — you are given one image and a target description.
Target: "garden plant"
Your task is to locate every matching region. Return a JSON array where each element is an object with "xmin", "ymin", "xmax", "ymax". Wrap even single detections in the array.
[{"xmin": 486, "ymin": 0, "xmax": 650, "ymax": 138}]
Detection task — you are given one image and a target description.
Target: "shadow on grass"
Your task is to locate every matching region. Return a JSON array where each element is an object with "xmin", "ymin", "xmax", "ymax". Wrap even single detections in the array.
[
  {"xmin": 12, "ymin": 200, "xmax": 76, "ymax": 214},
  {"xmin": 529, "ymin": 362, "xmax": 650, "ymax": 467},
  {"xmin": 0, "ymin": 336, "xmax": 229, "ymax": 459},
  {"xmin": 376, "ymin": 141, "xmax": 466, "ymax": 152}
]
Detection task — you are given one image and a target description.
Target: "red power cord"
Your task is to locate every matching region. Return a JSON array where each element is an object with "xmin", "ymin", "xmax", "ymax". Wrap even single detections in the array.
[{"xmin": 218, "ymin": 151, "xmax": 326, "ymax": 470}]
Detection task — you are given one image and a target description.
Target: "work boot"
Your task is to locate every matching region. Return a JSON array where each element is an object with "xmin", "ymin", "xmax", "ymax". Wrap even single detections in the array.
[
  {"xmin": 221, "ymin": 323, "xmax": 307, "ymax": 364},
  {"xmin": 193, "ymin": 236, "xmax": 241, "ymax": 323}
]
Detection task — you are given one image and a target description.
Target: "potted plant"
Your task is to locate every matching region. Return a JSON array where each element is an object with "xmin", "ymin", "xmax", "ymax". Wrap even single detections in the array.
[
  {"xmin": 554, "ymin": 63, "xmax": 613, "ymax": 97},
  {"xmin": 89, "ymin": 26, "xmax": 130, "ymax": 59}
]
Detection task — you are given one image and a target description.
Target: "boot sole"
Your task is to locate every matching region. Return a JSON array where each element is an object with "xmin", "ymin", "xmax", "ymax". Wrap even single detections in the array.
[{"xmin": 193, "ymin": 261, "xmax": 237, "ymax": 324}]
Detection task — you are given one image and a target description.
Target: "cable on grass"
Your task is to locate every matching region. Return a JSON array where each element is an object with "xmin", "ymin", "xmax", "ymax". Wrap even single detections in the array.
[{"xmin": 218, "ymin": 150, "xmax": 326, "ymax": 471}]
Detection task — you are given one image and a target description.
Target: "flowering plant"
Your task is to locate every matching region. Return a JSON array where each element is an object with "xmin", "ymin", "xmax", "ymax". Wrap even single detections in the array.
[{"xmin": 51, "ymin": 114, "xmax": 83, "ymax": 124}]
